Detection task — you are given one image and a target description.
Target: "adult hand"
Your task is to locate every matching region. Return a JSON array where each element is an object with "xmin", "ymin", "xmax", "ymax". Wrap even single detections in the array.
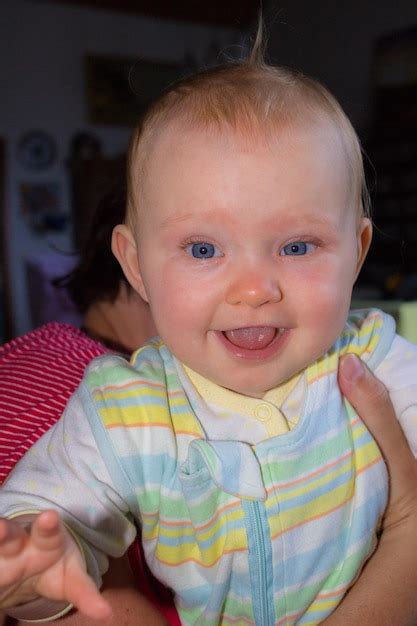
[{"xmin": 323, "ymin": 353, "xmax": 417, "ymax": 625}]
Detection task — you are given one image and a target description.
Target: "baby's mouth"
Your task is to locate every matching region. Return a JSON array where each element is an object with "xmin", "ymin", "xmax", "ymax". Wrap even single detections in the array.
[{"xmin": 223, "ymin": 326, "xmax": 279, "ymax": 350}]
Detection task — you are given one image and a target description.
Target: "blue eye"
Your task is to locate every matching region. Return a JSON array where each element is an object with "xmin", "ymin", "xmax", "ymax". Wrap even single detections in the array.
[
  {"xmin": 190, "ymin": 242, "xmax": 217, "ymax": 258},
  {"xmin": 280, "ymin": 241, "xmax": 315, "ymax": 256}
]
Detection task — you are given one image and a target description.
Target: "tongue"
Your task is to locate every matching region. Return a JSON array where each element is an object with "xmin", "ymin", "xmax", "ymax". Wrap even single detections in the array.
[{"xmin": 225, "ymin": 327, "xmax": 277, "ymax": 350}]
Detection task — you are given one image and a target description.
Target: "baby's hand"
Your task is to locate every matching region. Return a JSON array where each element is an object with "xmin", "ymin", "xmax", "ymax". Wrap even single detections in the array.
[{"xmin": 0, "ymin": 510, "xmax": 111, "ymax": 620}]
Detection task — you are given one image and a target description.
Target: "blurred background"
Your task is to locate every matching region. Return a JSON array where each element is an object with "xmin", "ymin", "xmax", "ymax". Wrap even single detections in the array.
[{"xmin": 1, "ymin": 0, "xmax": 417, "ymax": 342}]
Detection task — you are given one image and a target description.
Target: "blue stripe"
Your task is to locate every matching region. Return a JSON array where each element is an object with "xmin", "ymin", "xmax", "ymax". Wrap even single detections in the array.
[
  {"xmin": 270, "ymin": 489, "xmax": 386, "ymax": 591},
  {"xmin": 265, "ymin": 468, "xmax": 354, "ymax": 516}
]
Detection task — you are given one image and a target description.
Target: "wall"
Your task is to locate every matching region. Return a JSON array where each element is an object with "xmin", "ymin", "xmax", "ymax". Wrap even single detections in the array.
[
  {"xmin": 266, "ymin": 0, "xmax": 417, "ymax": 131},
  {"xmin": 3, "ymin": 1, "xmax": 417, "ymax": 337},
  {"xmin": 0, "ymin": 0, "xmax": 245, "ymax": 336}
]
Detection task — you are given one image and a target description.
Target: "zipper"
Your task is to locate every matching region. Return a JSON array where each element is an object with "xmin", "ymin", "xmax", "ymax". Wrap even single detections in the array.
[{"xmin": 244, "ymin": 500, "xmax": 274, "ymax": 626}]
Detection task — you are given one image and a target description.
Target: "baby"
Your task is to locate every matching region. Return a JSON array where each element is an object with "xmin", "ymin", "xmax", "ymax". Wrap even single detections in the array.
[{"xmin": 1, "ymin": 44, "xmax": 416, "ymax": 626}]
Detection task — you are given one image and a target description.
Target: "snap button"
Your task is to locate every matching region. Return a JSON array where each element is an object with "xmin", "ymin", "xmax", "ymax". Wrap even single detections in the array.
[{"xmin": 254, "ymin": 403, "xmax": 272, "ymax": 421}]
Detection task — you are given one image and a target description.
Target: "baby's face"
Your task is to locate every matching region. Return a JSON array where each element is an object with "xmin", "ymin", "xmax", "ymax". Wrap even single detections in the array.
[{"xmin": 133, "ymin": 121, "xmax": 371, "ymax": 397}]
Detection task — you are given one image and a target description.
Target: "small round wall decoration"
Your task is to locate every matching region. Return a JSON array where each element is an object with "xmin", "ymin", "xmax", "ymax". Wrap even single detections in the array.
[{"xmin": 17, "ymin": 131, "xmax": 57, "ymax": 171}]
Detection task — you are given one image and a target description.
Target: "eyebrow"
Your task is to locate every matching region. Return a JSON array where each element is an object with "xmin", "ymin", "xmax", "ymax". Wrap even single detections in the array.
[
  {"xmin": 264, "ymin": 213, "xmax": 337, "ymax": 232},
  {"xmin": 160, "ymin": 212, "xmax": 195, "ymax": 228},
  {"xmin": 159, "ymin": 209, "xmax": 339, "ymax": 232},
  {"xmin": 290, "ymin": 215, "xmax": 332, "ymax": 228}
]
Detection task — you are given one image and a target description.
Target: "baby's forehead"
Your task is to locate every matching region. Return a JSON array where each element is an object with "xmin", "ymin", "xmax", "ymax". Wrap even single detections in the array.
[
  {"xmin": 133, "ymin": 111, "xmax": 350, "ymax": 184},
  {"xmin": 130, "ymin": 118, "xmax": 356, "ymax": 231},
  {"xmin": 127, "ymin": 62, "xmax": 367, "ymax": 222}
]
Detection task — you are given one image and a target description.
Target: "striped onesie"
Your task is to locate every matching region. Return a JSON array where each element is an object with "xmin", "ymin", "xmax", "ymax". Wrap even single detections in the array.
[{"xmin": 1, "ymin": 309, "xmax": 416, "ymax": 625}]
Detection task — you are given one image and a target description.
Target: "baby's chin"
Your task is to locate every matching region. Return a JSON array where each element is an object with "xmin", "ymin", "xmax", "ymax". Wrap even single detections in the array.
[{"xmin": 217, "ymin": 372, "xmax": 301, "ymax": 399}]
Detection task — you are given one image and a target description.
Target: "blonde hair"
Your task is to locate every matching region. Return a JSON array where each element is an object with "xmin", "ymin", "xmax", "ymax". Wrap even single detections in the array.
[{"xmin": 127, "ymin": 36, "xmax": 370, "ymax": 223}]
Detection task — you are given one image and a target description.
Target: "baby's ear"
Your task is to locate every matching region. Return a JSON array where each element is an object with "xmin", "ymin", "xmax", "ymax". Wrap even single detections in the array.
[
  {"xmin": 354, "ymin": 217, "xmax": 373, "ymax": 281},
  {"xmin": 111, "ymin": 224, "xmax": 149, "ymax": 302}
]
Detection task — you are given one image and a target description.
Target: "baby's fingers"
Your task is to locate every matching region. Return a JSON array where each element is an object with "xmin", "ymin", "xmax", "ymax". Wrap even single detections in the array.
[
  {"xmin": 29, "ymin": 511, "xmax": 65, "ymax": 554},
  {"xmin": 31, "ymin": 512, "xmax": 111, "ymax": 619},
  {"xmin": 0, "ymin": 518, "xmax": 27, "ymax": 557},
  {"xmin": 64, "ymin": 567, "xmax": 112, "ymax": 621}
]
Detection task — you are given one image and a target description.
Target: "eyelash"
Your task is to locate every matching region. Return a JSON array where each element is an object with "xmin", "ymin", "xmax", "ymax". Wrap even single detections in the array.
[
  {"xmin": 279, "ymin": 240, "xmax": 318, "ymax": 256},
  {"xmin": 180, "ymin": 238, "xmax": 321, "ymax": 259},
  {"xmin": 181, "ymin": 239, "xmax": 222, "ymax": 259}
]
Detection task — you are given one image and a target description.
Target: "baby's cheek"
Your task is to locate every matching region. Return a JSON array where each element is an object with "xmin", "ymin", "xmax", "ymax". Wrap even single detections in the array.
[{"xmin": 303, "ymin": 275, "xmax": 351, "ymax": 333}]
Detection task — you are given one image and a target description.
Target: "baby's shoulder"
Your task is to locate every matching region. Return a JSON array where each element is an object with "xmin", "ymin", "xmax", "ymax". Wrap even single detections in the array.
[
  {"xmin": 374, "ymin": 332, "xmax": 417, "ymax": 392},
  {"xmin": 339, "ymin": 308, "xmax": 396, "ymax": 370},
  {"xmin": 83, "ymin": 338, "xmax": 169, "ymax": 392}
]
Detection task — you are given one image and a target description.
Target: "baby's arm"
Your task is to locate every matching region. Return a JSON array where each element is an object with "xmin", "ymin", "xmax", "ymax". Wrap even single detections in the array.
[
  {"xmin": 0, "ymin": 511, "xmax": 111, "ymax": 621},
  {"xmin": 0, "ymin": 388, "xmax": 138, "ymax": 622}
]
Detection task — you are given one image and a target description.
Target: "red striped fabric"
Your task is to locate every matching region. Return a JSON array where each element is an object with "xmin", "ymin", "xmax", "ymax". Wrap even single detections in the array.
[{"xmin": 0, "ymin": 322, "xmax": 107, "ymax": 484}]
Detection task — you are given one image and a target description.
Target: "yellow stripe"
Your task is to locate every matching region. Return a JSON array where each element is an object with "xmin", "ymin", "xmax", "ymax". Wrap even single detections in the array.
[
  {"xmin": 99, "ymin": 405, "xmax": 172, "ymax": 427},
  {"xmin": 154, "ymin": 533, "xmax": 248, "ymax": 567},
  {"xmin": 265, "ymin": 455, "xmax": 354, "ymax": 509},
  {"xmin": 269, "ymin": 483, "xmax": 354, "ymax": 538}
]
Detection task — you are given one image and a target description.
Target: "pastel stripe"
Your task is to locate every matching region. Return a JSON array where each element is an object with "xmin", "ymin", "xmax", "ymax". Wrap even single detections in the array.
[{"xmin": 82, "ymin": 309, "xmax": 392, "ymax": 625}]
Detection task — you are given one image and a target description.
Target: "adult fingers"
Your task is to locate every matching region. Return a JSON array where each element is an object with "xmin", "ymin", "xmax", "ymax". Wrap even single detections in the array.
[{"xmin": 338, "ymin": 354, "xmax": 417, "ymax": 503}]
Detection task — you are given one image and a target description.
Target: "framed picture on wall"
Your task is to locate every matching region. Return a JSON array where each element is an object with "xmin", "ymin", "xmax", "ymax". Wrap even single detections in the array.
[
  {"xmin": 85, "ymin": 54, "xmax": 194, "ymax": 126},
  {"xmin": 19, "ymin": 181, "xmax": 67, "ymax": 232}
]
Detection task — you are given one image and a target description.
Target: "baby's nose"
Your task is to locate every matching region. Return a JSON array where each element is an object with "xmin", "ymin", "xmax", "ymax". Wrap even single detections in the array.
[{"xmin": 225, "ymin": 269, "xmax": 282, "ymax": 308}]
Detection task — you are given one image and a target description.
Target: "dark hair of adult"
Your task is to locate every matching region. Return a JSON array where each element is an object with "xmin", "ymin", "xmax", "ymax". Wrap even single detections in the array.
[{"xmin": 56, "ymin": 173, "xmax": 130, "ymax": 314}]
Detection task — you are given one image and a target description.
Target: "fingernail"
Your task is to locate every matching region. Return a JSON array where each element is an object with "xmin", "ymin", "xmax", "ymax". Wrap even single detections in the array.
[{"xmin": 341, "ymin": 354, "xmax": 365, "ymax": 382}]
